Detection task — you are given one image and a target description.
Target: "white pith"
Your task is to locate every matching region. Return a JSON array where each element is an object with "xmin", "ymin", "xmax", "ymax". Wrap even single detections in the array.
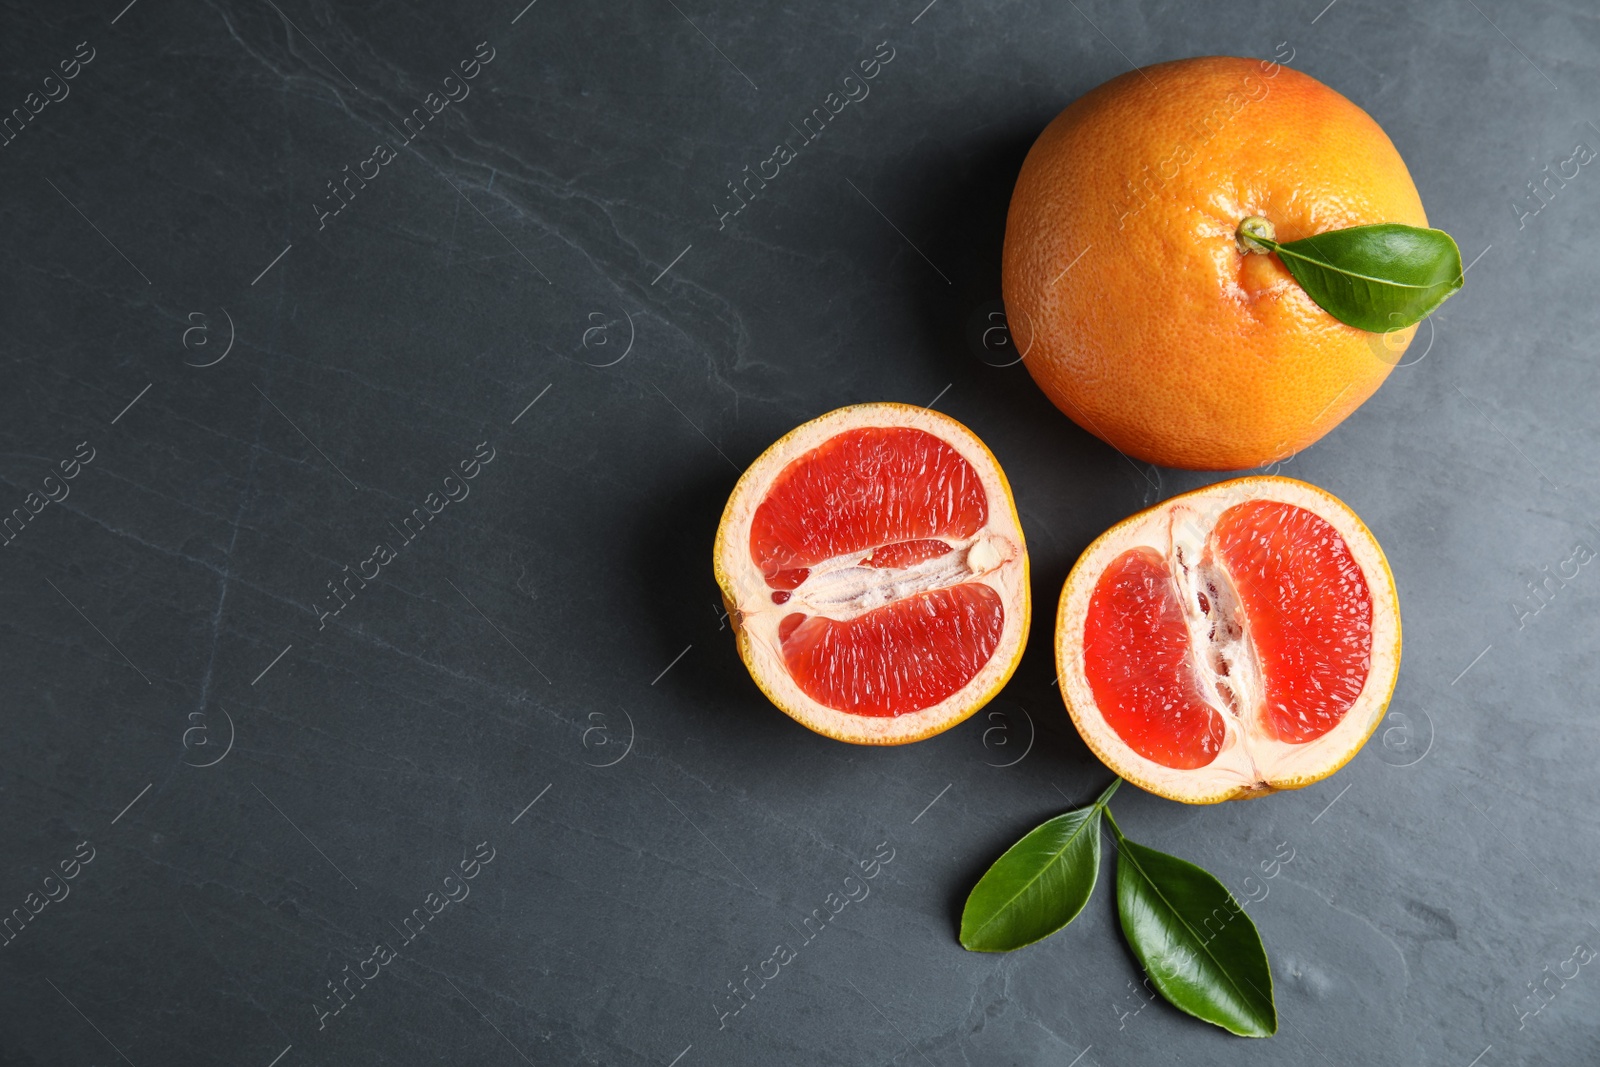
[
  {"xmin": 715, "ymin": 404, "xmax": 1030, "ymax": 745},
  {"xmin": 1056, "ymin": 477, "xmax": 1401, "ymax": 803},
  {"xmin": 1169, "ymin": 509, "xmax": 1265, "ymax": 762},
  {"xmin": 778, "ymin": 533, "xmax": 1019, "ymax": 621}
]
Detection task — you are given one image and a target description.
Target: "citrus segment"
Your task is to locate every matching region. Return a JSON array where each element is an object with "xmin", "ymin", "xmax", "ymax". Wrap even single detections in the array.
[
  {"xmin": 1084, "ymin": 547, "xmax": 1223, "ymax": 770},
  {"xmin": 1211, "ymin": 501, "xmax": 1373, "ymax": 744},
  {"xmin": 750, "ymin": 426, "xmax": 987, "ymax": 584},
  {"xmin": 1057, "ymin": 477, "xmax": 1400, "ymax": 803},
  {"xmin": 781, "ymin": 583, "xmax": 1005, "ymax": 717},
  {"xmin": 864, "ymin": 539, "xmax": 957, "ymax": 569},
  {"xmin": 715, "ymin": 404, "xmax": 1030, "ymax": 745}
]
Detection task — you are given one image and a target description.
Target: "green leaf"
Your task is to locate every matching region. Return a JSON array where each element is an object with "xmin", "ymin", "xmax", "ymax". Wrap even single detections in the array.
[
  {"xmin": 959, "ymin": 779, "xmax": 1119, "ymax": 952},
  {"xmin": 1109, "ymin": 813, "xmax": 1277, "ymax": 1038},
  {"xmin": 1265, "ymin": 222, "xmax": 1463, "ymax": 333}
]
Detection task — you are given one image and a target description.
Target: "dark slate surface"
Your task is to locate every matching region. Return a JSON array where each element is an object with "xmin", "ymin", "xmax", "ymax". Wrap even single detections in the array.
[{"xmin": 1, "ymin": 0, "xmax": 1594, "ymax": 1063}]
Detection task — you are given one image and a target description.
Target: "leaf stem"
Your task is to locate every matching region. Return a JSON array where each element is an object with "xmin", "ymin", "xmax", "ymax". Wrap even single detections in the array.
[
  {"xmin": 1103, "ymin": 802, "xmax": 1127, "ymax": 844},
  {"xmin": 1235, "ymin": 215, "xmax": 1278, "ymax": 255},
  {"xmin": 1093, "ymin": 777, "xmax": 1122, "ymax": 812}
]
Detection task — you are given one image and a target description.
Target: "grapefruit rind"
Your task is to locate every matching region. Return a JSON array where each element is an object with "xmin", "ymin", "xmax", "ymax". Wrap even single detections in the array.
[
  {"xmin": 1055, "ymin": 476, "xmax": 1400, "ymax": 803},
  {"xmin": 715, "ymin": 403, "xmax": 1031, "ymax": 745}
]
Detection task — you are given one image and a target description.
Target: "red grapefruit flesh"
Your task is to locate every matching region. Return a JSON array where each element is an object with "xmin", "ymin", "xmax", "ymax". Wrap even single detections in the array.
[
  {"xmin": 1083, "ymin": 547, "xmax": 1224, "ymax": 770},
  {"xmin": 715, "ymin": 405, "xmax": 1029, "ymax": 744},
  {"xmin": 1210, "ymin": 501, "xmax": 1374, "ymax": 745},
  {"xmin": 1059, "ymin": 477, "xmax": 1399, "ymax": 803},
  {"xmin": 779, "ymin": 583, "xmax": 1006, "ymax": 717}
]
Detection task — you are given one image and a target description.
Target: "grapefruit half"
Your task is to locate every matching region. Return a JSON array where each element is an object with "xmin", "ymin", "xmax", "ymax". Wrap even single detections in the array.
[
  {"xmin": 1056, "ymin": 477, "xmax": 1400, "ymax": 803},
  {"xmin": 714, "ymin": 404, "xmax": 1030, "ymax": 744}
]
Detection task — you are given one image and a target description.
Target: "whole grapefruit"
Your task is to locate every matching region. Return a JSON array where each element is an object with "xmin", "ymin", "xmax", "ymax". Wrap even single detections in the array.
[{"xmin": 1002, "ymin": 56, "xmax": 1428, "ymax": 470}]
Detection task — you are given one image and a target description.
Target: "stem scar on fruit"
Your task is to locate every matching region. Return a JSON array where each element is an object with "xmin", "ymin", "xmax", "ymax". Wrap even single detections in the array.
[{"xmin": 1236, "ymin": 215, "xmax": 1277, "ymax": 256}]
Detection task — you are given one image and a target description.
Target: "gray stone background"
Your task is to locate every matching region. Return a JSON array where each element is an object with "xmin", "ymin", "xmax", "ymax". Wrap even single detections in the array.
[{"xmin": 0, "ymin": 0, "xmax": 1593, "ymax": 1063}]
